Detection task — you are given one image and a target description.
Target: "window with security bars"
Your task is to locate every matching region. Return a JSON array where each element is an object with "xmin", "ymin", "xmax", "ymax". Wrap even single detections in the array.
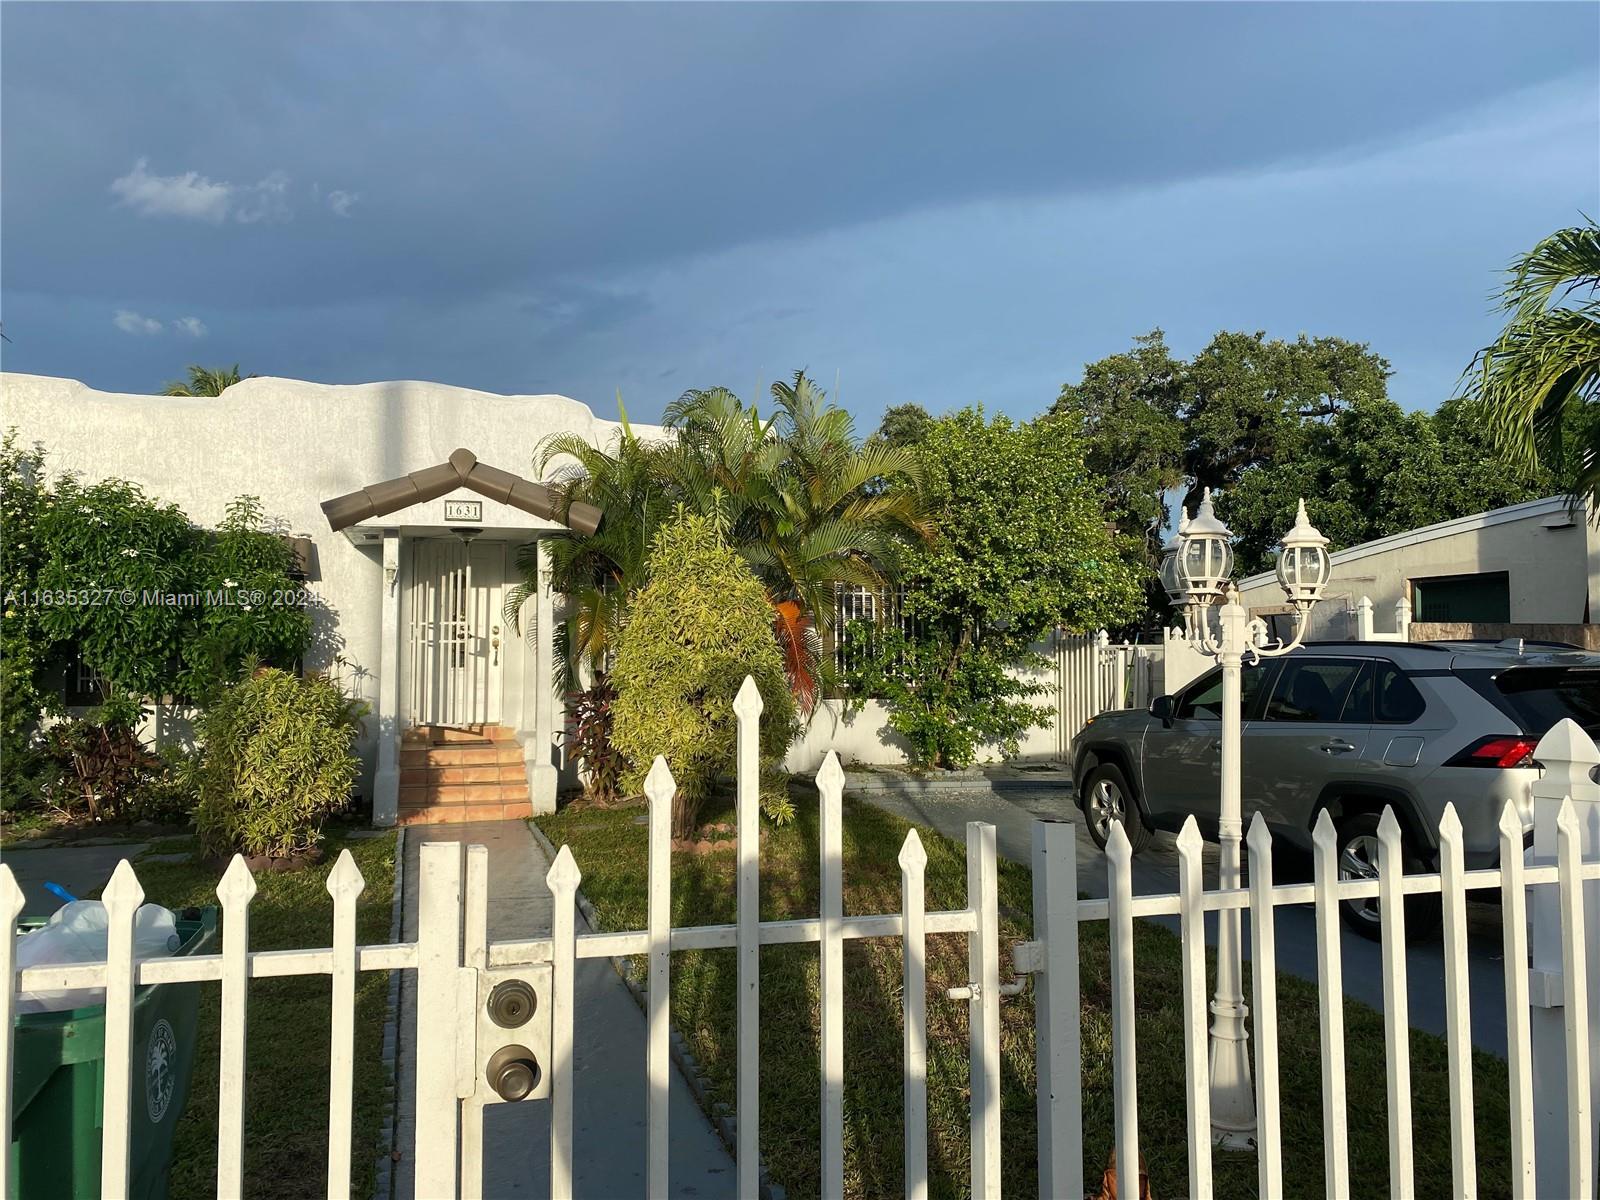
[
  {"xmin": 831, "ymin": 584, "xmax": 912, "ymax": 690},
  {"xmin": 1410, "ymin": 571, "xmax": 1510, "ymax": 623}
]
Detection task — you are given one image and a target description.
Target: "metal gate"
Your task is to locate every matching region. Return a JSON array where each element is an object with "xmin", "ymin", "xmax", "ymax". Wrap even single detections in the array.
[{"xmin": 407, "ymin": 538, "xmax": 506, "ymax": 728}]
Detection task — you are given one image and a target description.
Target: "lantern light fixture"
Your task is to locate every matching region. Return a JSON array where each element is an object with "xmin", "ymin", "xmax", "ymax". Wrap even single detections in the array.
[
  {"xmin": 1176, "ymin": 488, "xmax": 1233, "ymax": 604},
  {"xmin": 1275, "ymin": 498, "xmax": 1332, "ymax": 611}
]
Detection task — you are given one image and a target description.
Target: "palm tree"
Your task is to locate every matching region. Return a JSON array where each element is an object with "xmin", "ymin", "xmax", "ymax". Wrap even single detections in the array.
[
  {"xmin": 661, "ymin": 373, "xmax": 931, "ymax": 709},
  {"xmin": 1465, "ymin": 220, "xmax": 1600, "ymax": 513},
  {"xmin": 162, "ymin": 364, "xmax": 251, "ymax": 397}
]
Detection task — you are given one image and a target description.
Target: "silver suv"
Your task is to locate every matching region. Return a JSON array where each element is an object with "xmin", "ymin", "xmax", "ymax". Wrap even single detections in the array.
[{"xmin": 1072, "ymin": 641, "xmax": 1600, "ymax": 937}]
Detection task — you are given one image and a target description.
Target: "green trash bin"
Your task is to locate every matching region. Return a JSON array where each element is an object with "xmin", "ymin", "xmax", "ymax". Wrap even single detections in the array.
[{"xmin": 8, "ymin": 907, "xmax": 218, "ymax": 1200}]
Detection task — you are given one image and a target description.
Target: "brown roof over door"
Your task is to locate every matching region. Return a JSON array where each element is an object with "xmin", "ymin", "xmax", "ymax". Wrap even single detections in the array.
[{"xmin": 320, "ymin": 447, "xmax": 602, "ymax": 535}]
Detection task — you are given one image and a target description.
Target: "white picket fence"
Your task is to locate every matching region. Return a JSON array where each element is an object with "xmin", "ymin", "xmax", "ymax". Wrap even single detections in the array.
[{"xmin": 5, "ymin": 680, "xmax": 1600, "ymax": 1199}]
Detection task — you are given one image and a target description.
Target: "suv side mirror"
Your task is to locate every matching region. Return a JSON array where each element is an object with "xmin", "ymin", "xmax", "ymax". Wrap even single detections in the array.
[{"xmin": 1150, "ymin": 695, "xmax": 1176, "ymax": 726}]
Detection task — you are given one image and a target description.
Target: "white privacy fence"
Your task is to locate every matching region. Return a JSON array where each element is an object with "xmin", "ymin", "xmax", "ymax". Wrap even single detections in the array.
[{"xmin": 7, "ymin": 682, "xmax": 1600, "ymax": 1200}]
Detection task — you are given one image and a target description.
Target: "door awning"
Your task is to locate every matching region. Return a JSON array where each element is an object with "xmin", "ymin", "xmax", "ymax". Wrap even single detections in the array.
[{"xmin": 320, "ymin": 447, "xmax": 602, "ymax": 536}]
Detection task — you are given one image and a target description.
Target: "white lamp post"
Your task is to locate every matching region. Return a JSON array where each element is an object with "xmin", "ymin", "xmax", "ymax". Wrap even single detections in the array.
[{"xmin": 1171, "ymin": 491, "xmax": 1331, "ymax": 1148}]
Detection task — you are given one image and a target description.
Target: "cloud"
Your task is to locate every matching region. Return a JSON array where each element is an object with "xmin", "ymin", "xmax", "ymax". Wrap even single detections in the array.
[
  {"xmin": 110, "ymin": 159, "xmax": 234, "ymax": 222},
  {"xmin": 109, "ymin": 159, "xmax": 295, "ymax": 224},
  {"xmin": 112, "ymin": 309, "xmax": 163, "ymax": 335},
  {"xmin": 326, "ymin": 189, "xmax": 358, "ymax": 217},
  {"xmin": 173, "ymin": 316, "xmax": 207, "ymax": 337}
]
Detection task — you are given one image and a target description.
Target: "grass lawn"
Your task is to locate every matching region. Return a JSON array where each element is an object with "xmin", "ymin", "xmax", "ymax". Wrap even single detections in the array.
[
  {"xmin": 90, "ymin": 829, "xmax": 397, "ymax": 1200},
  {"xmin": 537, "ymin": 795, "xmax": 1512, "ymax": 1200}
]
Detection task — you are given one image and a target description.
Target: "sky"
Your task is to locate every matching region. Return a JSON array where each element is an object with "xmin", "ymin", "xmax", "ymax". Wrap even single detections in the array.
[{"xmin": 2, "ymin": 2, "xmax": 1597, "ymax": 429}]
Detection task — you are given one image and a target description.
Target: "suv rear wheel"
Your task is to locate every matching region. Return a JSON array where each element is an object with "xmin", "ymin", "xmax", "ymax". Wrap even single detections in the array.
[
  {"xmin": 1081, "ymin": 762, "xmax": 1153, "ymax": 854},
  {"xmin": 1334, "ymin": 811, "xmax": 1441, "ymax": 941}
]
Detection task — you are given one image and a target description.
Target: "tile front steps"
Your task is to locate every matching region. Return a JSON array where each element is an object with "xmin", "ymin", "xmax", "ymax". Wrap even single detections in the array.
[{"xmin": 398, "ymin": 724, "xmax": 530, "ymax": 825}]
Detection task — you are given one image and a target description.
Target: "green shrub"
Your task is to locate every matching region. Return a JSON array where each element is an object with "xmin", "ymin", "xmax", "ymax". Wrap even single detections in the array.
[
  {"xmin": 611, "ymin": 512, "xmax": 797, "ymax": 837},
  {"xmin": 194, "ymin": 668, "xmax": 366, "ymax": 857}
]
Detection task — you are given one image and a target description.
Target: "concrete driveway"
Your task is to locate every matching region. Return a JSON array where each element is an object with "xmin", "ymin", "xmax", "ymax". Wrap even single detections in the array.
[{"xmin": 855, "ymin": 786, "xmax": 1512, "ymax": 1057}]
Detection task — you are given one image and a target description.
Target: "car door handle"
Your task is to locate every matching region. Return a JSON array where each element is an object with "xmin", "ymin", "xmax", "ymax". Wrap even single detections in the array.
[{"xmin": 1319, "ymin": 739, "xmax": 1357, "ymax": 755}]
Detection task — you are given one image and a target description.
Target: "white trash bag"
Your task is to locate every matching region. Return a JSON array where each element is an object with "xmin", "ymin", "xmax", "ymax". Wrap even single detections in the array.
[{"xmin": 14, "ymin": 900, "xmax": 181, "ymax": 1014}]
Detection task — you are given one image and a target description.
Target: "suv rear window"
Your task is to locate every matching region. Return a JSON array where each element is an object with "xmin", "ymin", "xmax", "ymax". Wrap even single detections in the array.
[{"xmin": 1487, "ymin": 668, "xmax": 1600, "ymax": 736}]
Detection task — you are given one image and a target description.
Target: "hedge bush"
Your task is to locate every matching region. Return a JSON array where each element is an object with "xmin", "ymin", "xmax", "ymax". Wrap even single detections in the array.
[
  {"xmin": 611, "ymin": 513, "xmax": 797, "ymax": 837},
  {"xmin": 194, "ymin": 667, "xmax": 366, "ymax": 857}
]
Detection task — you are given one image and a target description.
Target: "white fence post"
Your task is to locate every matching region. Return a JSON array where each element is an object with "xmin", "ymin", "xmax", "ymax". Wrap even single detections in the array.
[
  {"xmin": 734, "ymin": 677, "xmax": 764, "ymax": 1200},
  {"xmin": 645, "ymin": 757, "xmax": 675, "ymax": 1198},
  {"xmin": 414, "ymin": 842, "xmax": 463, "ymax": 1199},
  {"xmin": 1032, "ymin": 819, "xmax": 1082, "ymax": 1200},
  {"xmin": 967, "ymin": 821, "xmax": 1001, "ymax": 1200},
  {"xmin": 819, "ymin": 751, "xmax": 847, "ymax": 1200},
  {"xmin": 1396, "ymin": 594, "xmax": 1412, "ymax": 641},
  {"xmin": 900, "ymin": 830, "xmax": 929, "ymax": 1200},
  {"xmin": 1528, "ymin": 718, "xmax": 1600, "ymax": 1197},
  {"xmin": 215, "ymin": 856, "xmax": 256, "ymax": 1200},
  {"xmin": 1355, "ymin": 595, "xmax": 1376, "ymax": 640}
]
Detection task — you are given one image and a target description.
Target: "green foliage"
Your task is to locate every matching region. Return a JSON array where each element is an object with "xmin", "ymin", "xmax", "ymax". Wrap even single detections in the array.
[
  {"xmin": 35, "ymin": 474, "xmax": 199, "ymax": 711},
  {"xmin": 193, "ymin": 668, "xmax": 366, "ymax": 857},
  {"xmin": 162, "ymin": 364, "xmax": 251, "ymax": 397},
  {"xmin": 1464, "ymin": 220, "xmax": 1600, "ymax": 516},
  {"xmin": 1217, "ymin": 396, "xmax": 1552, "ymax": 575},
  {"xmin": 849, "ymin": 409, "xmax": 1143, "ymax": 769},
  {"xmin": 178, "ymin": 497, "xmax": 312, "ymax": 703},
  {"xmin": 1, "ymin": 436, "xmax": 313, "ymax": 812},
  {"xmin": 1052, "ymin": 329, "xmax": 1185, "ymax": 542},
  {"xmin": 1056, "ymin": 328, "xmax": 1553, "ymax": 601},
  {"xmin": 869, "ymin": 402, "xmax": 936, "ymax": 450},
  {"xmin": 611, "ymin": 513, "xmax": 798, "ymax": 837},
  {"xmin": 2, "ymin": 435, "xmax": 55, "ymax": 776},
  {"xmin": 842, "ymin": 622, "xmax": 1045, "ymax": 767}
]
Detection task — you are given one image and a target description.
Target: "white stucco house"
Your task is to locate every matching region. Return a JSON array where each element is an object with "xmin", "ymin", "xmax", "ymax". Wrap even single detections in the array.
[
  {"xmin": 1236, "ymin": 495, "xmax": 1600, "ymax": 648},
  {"xmin": 2, "ymin": 372, "xmax": 666, "ymax": 827}
]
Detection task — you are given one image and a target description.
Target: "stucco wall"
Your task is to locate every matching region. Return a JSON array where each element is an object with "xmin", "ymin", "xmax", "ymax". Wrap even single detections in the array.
[
  {"xmin": 1, "ymin": 372, "xmax": 658, "ymax": 795},
  {"xmin": 1236, "ymin": 497, "xmax": 1598, "ymax": 640}
]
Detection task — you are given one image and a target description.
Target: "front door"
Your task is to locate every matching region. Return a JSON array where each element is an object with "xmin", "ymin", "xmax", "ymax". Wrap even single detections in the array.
[{"xmin": 406, "ymin": 538, "xmax": 507, "ymax": 728}]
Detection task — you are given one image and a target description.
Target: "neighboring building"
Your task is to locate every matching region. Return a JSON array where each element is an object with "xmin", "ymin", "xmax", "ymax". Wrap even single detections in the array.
[
  {"xmin": 1236, "ymin": 496, "xmax": 1600, "ymax": 648},
  {"xmin": 2, "ymin": 372, "xmax": 662, "ymax": 826}
]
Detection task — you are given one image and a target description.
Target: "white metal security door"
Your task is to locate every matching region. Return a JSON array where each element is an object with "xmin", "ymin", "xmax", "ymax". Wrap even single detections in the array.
[{"xmin": 407, "ymin": 538, "xmax": 507, "ymax": 727}]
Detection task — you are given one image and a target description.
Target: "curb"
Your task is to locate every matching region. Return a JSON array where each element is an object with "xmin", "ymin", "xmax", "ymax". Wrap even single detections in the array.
[
  {"xmin": 527, "ymin": 818, "xmax": 785, "ymax": 1200},
  {"xmin": 374, "ymin": 826, "xmax": 406, "ymax": 1200}
]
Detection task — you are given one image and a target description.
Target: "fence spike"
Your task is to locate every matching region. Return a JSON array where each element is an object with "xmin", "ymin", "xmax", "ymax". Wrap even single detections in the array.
[
  {"xmin": 734, "ymin": 674, "xmax": 765, "ymax": 719},
  {"xmin": 326, "ymin": 849, "xmax": 366, "ymax": 900},
  {"xmin": 898, "ymin": 827, "xmax": 927, "ymax": 871},
  {"xmin": 644, "ymin": 754, "xmax": 676, "ymax": 805},
  {"xmin": 217, "ymin": 853, "xmax": 258, "ymax": 906},
  {"xmin": 1175, "ymin": 814, "xmax": 1203, "ymax": 857},
  {"xmin": 817, "ymin": 748, "xmax": 845, "ymax": 795},
  {"xmin": 103, "ymin": 857, "xmax": 146, "ymax": 912},
  {"xmin": 1246, "ymin": 810, "xmax": 1273, "ymax": 855},
  {"xmin": 546, "ymin": 842, "xmax": 582, "ymax": 890}
]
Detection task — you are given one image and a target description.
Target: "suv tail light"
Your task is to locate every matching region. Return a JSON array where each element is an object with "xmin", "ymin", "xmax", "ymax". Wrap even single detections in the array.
[{"xmin": 1446, "ymin": 735, "xmax": 1539, "ymax": 769}]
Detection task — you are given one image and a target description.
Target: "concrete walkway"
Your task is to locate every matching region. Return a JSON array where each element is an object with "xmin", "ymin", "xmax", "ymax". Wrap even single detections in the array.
[
  {"xmin": 393, "ymin": 820, "xmax": 735, "ymax": 1200},
  {"xmin": 855, "ymin": 785, "xmax": 1512, "ymax": 1057}
]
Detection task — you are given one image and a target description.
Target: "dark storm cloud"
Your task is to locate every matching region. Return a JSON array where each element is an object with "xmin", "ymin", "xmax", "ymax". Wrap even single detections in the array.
[{"xmin": 1, "ymin": 2, "xmax": 1595, "ymax": 416}]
